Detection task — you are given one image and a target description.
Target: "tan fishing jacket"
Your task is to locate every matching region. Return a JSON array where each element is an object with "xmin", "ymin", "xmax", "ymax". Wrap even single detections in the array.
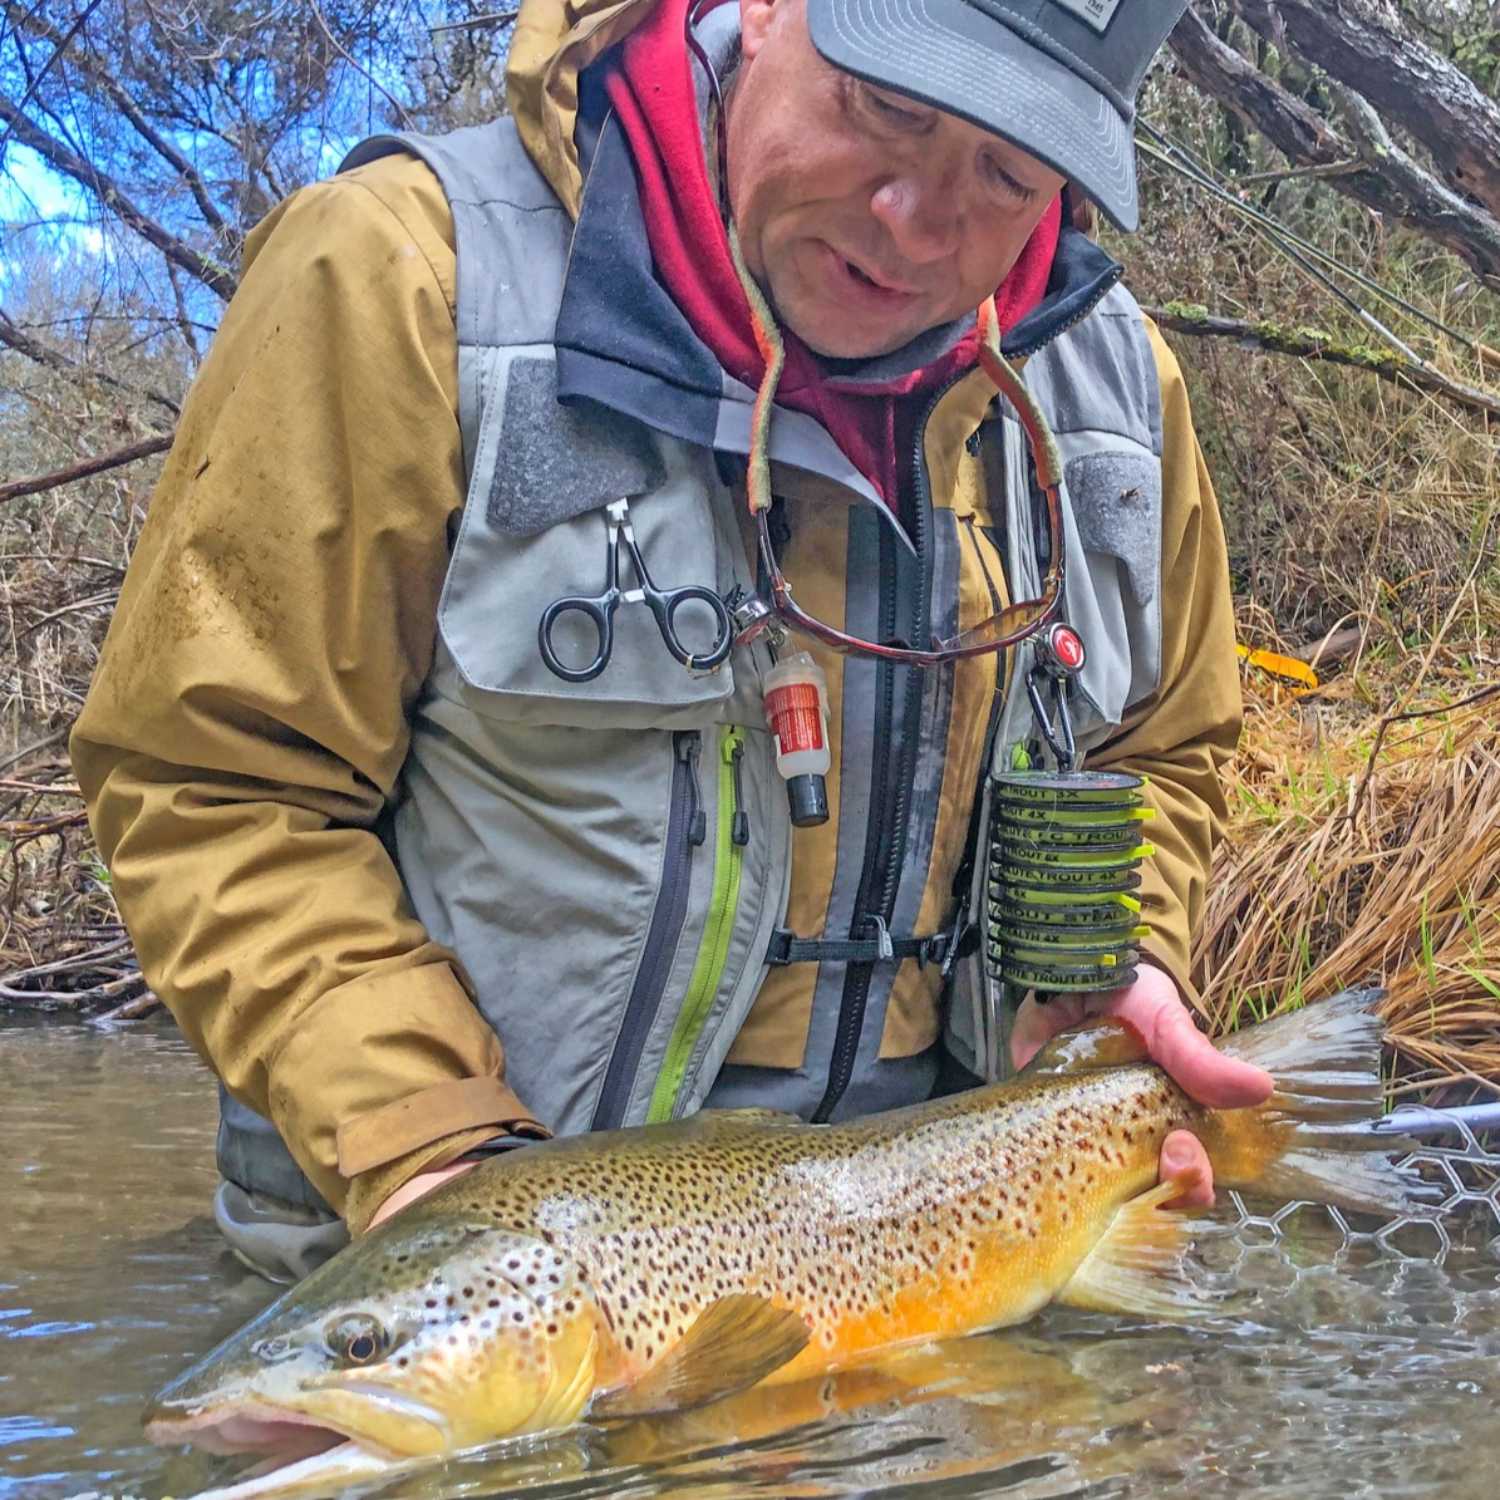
[{"xmin": 72, "ymin": 0, "xmax": 1240, "ymax": 1234}]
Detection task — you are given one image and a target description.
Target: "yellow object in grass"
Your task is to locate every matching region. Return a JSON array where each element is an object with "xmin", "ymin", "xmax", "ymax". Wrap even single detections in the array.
[{"xmin": 1235, "ymin": 643, "xmax": 1319, "ymax": 691}]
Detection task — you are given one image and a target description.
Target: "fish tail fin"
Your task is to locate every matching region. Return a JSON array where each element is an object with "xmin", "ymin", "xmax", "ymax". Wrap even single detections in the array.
[{"xmin": 1213, "ymin": 987, "xmax": 1438, "ymax": 1218}]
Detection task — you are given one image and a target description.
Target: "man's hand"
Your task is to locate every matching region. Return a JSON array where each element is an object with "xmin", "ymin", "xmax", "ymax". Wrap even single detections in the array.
[
  {"xmin": 368, "ymin": 1160, "xmax": 480, "ymax": 1230},
  {"xmin": 1009, "ymin": 963, "xmax": 1274, "ymax": 1209}
]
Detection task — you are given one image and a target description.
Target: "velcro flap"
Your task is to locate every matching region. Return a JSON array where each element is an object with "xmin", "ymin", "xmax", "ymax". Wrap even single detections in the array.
[
  {"xmin": 488, "ymin": 355, "xmax": 666, "ymax": 534},
  {"xmin": 1064, "ymin": 449, "xmax": 1161, "ymax": 606}
]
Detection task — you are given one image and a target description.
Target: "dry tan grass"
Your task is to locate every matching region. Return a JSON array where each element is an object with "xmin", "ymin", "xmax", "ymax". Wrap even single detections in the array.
[{"xmin": 1194, "ymin": 674, "xmax": 1500, "ymax": 1097}]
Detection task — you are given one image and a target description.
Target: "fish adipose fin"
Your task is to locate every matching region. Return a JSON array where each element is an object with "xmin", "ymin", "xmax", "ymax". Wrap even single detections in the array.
[
  {"xmin": 592, "ymin": 1294, "xmax": 810, "ymax": 1419},
  {"xmin": 1214, "ymin": 986, "xmax": 1440, "ymax": 1218},
  {"xmin": 1057, "ymin": 1180, "xmax": 1221, "ymax": 1319}
]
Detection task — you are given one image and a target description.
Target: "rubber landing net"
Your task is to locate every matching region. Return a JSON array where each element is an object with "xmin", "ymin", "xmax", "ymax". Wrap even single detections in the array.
[{"xmin": 1226, "ymin": 1103, "xmax": 1500, "ymax": 1266}]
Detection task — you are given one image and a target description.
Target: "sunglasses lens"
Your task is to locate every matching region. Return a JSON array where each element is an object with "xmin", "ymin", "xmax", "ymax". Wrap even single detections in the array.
[
  {"xmin": 756, "ymin": 500, "xmax": 1061, "ymax": 665},
  {"xmin": 939, "ymin": 596, "xmax": 1055, "ymax": 654}
]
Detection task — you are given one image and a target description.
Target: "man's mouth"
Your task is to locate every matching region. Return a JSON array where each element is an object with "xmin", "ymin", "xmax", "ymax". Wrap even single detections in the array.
[
  {"xmin": 845, "ymin": 259, "xmax": 906, "ymax": 293},
  {"xmin": 821, "ymin": 243, "xmax": 919, "ymax": 305}
]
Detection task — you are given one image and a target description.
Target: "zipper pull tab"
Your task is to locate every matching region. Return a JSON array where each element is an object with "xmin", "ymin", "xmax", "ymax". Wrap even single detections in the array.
[
  {"xmin": 724, "ymin": 732, "xmax": 750, "ymax": 847},
  {"xmin": 677, "ymin": 731, "xmax": 707, "ymax": 846}
]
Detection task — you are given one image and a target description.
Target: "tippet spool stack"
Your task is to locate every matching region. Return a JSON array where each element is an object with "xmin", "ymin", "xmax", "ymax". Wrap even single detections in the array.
[{"xmin": 985, "ymin": 770, "xmax": 1155, "ymax": 995}]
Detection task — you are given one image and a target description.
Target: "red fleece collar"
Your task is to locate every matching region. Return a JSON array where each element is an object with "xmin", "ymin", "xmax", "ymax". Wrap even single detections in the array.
[{"xmin": 604, "ymin": 0, "xmax": 1060, "ymax": 506}]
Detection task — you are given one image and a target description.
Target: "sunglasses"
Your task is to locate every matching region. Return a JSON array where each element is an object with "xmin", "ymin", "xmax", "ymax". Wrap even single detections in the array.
[{"xmin": 737, "ymin": 300, "xmax": 1066, "ymax": 669}]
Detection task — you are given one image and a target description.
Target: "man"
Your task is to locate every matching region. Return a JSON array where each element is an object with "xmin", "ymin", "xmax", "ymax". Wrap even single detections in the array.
[{"xmin": 73, "ymin": 0, "xmax": 1270, "ymax": 1282}]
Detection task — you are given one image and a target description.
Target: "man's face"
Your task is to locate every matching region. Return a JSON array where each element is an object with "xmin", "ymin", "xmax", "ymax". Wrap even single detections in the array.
[{"xmin": 726, "ymin": 0, "xmax": 1067, "ymax": 360}]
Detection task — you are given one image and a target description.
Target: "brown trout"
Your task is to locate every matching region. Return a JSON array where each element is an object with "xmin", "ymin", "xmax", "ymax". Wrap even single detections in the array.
[{"xmin": 144, "ymin": 989, "xmax": 1429, "ymax": 1498}]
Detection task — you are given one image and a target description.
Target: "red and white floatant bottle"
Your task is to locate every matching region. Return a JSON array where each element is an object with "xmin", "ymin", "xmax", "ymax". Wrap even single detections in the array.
[{"xmin": 762, "ymin": 651, "xmax": 831, "ymax": 828}]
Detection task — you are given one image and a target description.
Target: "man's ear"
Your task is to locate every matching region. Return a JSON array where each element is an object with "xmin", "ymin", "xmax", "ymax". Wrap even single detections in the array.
[{"xmin": 739, "ymin": 0, "xmax": 781, "ymax": 62}]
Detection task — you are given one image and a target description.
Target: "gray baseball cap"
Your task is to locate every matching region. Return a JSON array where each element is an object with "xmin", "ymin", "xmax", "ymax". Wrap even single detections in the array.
[{"xmin": 806, "ymin": 0, "xmax": 1187, "ymax": 232}]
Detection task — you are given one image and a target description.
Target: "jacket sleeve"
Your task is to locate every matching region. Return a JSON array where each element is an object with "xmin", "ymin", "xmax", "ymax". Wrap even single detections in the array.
[
  {"xmin": 71, "ymin": 154, "xmax": 542, "ymax": 1235},
  {"xmin": 1085, "ymin": 319, "xmax": 1242, "ymax": 1011}
]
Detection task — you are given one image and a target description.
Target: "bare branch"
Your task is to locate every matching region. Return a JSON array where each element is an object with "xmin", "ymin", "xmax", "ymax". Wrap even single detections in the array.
[
  {"xmin": 0, "ymin": 309, "xmax": 182, "ymax": 417},
  {"xmin": 1329, "ymin": 79, "xmax": 1500, "ymax": 283},
  {"xmin": 0, "ymin": 0, "xmax": 105, "ymax": 162},
  {"xmin": 310, "ymin": 0, "xmax": 414, "ymax": 131},
  {"xmin": 0, "ymin": 90, "xmax": 237, "ymax": 299},
  {"xmin": 1143, "ymin": 302, "xmax": 1500, "ymax": 419},
  {"xmin": 1, "ymin": 2, "xmax": 234, "ymax": 247},
  {"xmin": 1233, "ymin": 158, "xmax": 1364, "ymax": 186},
  {"xmin": 429, "ymin": 9, "xmax": 518, "ymax": 33},
  {"xmin": 13, "ymin": 590, "xmax": 120, "ymax": 641},
  {"xmin": 1, "ymin": 433, "xmax": 174, "ymax": 505}
]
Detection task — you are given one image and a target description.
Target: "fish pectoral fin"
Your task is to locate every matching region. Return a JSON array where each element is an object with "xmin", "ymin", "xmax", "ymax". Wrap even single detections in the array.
[
  {"xmin": 1056, "ymin": 1180, "xmax": 1223, "ymax": 1320},
  {"xmin": 591, "ymin": 1294, "xmax": 810, "ymax": 1419}
]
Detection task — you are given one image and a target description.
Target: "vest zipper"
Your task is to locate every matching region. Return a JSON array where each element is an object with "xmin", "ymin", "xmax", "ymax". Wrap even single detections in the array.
[
  {"xmin": 592, "ymin": 729, "xmax": 702, "ymax": 1130},
  {"xmin": 809, "ymin": 282, "xmax": 1125, "ymax": 1121},
  {"xmin": 646, "ymin": 726, "xmax": 748, "ymax": 1123},
  {"xmin": 811, "ymin": 382, "xmax": 946, "ymax": 1123}
]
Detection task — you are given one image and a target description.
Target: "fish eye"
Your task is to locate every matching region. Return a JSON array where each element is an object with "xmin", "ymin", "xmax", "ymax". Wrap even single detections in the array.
[{"xmin": 325, "ymin": 1313, "xmax": 389, "ymax": 1365}]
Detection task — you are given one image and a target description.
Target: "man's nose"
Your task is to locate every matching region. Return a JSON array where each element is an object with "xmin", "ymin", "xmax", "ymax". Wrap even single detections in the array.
[{"xmin": 869, "ymin": 177, "xmax": 960, "ymax": 265}]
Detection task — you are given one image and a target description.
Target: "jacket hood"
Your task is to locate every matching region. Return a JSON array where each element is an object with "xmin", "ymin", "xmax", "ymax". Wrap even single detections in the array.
[{"xmin": 507, "ymin": 0, "xmax": 659, "ymax": 218}]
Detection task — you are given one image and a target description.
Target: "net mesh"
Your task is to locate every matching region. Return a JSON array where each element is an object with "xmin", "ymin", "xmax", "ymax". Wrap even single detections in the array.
[{"xmin": 1226, "ymin": 1106, "xmax": 1500, "ymax": 1266}]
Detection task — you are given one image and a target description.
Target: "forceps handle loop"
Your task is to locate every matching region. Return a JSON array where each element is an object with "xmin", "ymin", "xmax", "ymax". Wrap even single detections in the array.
[{"xmin": 538, "ymin": 594, "xmax": 615, "ymax": 683}]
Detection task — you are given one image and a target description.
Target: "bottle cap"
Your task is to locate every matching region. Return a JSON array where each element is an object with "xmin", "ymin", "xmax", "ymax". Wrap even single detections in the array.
[{"xmin": 786, "ymin": 773, "xmax": 829, "ymax": 828}]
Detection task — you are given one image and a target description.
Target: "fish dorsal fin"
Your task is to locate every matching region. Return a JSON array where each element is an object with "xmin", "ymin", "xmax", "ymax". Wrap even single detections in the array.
[
  {"xmin": 1023, "ymin": 1019, "xmax": 1150, "ymax": 1077},
  {"xmin": 592, "ymin": 1294, "xmax": 809, "ymax": 1419},
  {"xmin": 1057, "ymin": 1179, "xmax": 1222, "ymax": 1319}
]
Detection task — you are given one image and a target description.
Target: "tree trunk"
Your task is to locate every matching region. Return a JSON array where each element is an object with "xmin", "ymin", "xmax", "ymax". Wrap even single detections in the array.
[{"xmin": 1236, "ymin": 0, "xmax": 1500, "ymax": 220}]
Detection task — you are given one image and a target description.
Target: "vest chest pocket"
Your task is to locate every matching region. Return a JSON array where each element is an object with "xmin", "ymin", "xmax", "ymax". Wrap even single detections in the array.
[
  {"xmin": 434, "ymin": 352, "xmax": 741, "ymax": 730},
  {"xmin": 1058, "ymin": 445, "xmax": 1164, "ymax": 747}
]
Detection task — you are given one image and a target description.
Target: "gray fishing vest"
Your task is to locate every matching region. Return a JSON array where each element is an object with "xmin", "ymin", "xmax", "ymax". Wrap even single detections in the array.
[{"xmin": 217, "ymin": 116, "xmax": 1165, "ymax": 1213}]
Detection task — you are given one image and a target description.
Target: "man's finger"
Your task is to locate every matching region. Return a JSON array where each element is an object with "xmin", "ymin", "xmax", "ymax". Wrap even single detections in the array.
[
  {"xmin": 1108, "ymin": 985, "xmax": 1274, "ymax": 1110},
  {"xmin": 1008, "ymin": 991, "xmax": 1087, "ymax": 1072},
  {"xmin": 1158, "ymin": 1128, "xmax": 1214, "ymax": 1209}
]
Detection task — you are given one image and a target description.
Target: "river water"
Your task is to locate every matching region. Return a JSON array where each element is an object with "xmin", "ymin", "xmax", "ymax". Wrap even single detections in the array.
[{"xmin": 4, "ymin": 1016, "xmax": 1500, "ymax": 1500}]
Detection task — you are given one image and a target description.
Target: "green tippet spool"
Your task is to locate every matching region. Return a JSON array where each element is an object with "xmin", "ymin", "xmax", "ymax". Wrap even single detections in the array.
[{"xmin": 985, "ymin": 769, "xmax": 1154, "ymax": 997}]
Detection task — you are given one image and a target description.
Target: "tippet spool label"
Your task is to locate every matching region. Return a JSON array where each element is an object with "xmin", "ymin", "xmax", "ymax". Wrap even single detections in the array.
[{"xmin": 765, "ymin": 681, "xmax": 825, "ymax": 756}]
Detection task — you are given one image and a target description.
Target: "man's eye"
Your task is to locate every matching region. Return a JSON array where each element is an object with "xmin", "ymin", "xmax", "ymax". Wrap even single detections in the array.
[
  {"xmin": 863, "ymin": 85, "xmax": 925, "ymax": 128},
  {"xmin": 981, "ymin": 156, "xmax": 1037, "ymax": 202}
]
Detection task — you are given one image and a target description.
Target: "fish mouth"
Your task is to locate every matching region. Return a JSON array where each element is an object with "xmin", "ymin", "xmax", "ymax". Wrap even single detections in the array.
[
  {"xmin": 144, "ymin": 1400, "xmax": 353, "ymax": 1461},
  {"xmin": 145, "ymin": 1383, "xmax": 450, "ymax": 1463}
]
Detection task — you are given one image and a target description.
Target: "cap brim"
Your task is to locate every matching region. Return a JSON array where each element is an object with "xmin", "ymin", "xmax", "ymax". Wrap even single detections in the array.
[{"xmin": 807, "ymin": 0, "xmax": 1140, "ymax": 232}]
